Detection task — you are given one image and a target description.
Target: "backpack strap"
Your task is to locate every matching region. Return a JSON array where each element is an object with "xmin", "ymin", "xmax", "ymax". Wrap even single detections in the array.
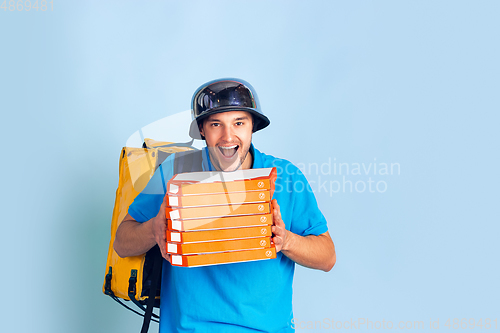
[
  {"xmin": 173, "ymin": 150, "xmax": 204, "ymax": 174},
  {"xmin": 142, "ymin": 139, "xmax": 195, "ymax": 149},
  {"xmin": 138, "ymin": 149, "xmax": 202, "ymax": 333},
  {"xmin": 140, "ymin": 248, "xmax": 162, "ymax": 333}
]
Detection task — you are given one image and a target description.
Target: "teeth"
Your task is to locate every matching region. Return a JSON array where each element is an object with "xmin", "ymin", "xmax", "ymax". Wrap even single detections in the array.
[{"xmin": 218, "ymin": 145, "xmax": 238, "ymax": 158}]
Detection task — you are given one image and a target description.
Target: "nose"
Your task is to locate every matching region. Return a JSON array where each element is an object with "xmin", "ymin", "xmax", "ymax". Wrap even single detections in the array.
[{"xmin": 221, "ymin": 125, "xmax": 234, "ymax": 142}]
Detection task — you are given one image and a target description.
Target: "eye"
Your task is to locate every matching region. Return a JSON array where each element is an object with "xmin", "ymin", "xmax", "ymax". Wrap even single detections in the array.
[
  {"xmin": 210, "ymin": 123, "xmax": 220, "ymax": 127},
  {"xmin": 235, "ymin": 121, "xmax": 244, "ymax": 126}
]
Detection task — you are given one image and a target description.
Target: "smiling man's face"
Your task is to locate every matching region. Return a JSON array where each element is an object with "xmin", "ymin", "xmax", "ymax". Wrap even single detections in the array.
[{"xmin": 199, "ymin": 111, "xmax": 254, "ymax": 172}]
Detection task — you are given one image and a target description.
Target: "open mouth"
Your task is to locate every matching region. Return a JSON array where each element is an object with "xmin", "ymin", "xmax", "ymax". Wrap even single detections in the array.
[{"xmin": 218, "ymin": 145, "xmax": 239, "ymax": 158}]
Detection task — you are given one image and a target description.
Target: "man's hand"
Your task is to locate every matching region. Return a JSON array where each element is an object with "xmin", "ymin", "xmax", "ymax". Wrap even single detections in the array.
[
  {"xmin": 114, "ymin": 195, "xmax": 172, "ymax": 263},
  {"xmin": 271, "ymin": 199, "xmax": 289, "ymax": 252},
  {"xmin": 153, "ymin": 194, "xmax": 171, "ymax": 262},
  {"xmin": 269, "ymin": 198, "xmax": 336, "ymax": 272}
]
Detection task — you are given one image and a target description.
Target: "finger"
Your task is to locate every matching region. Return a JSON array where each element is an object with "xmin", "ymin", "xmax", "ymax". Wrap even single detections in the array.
[
  {"xmin": 158, "ymin": 232, "xmax": 170, "ymax": 259},
  {"xmin": 160, "ymin": 193, "xmax": 170, "ymax": 217},
  {"xmin": 273, "ymin": 234, "xmax": 282, "ymax": 244},
  {"xmin": 271, "ymin": 225, "xmax": 281, "ymax": 238},
  {"xmin": 157, "ymin": 235, "xmax": 165, "ymax": 253},
  {"xmin": 158, "ymin": 241, "xmax": 167, "ymax": 260},
  {"xmin": 272, "ymin": 224, "xmax": 284, "ymax": 236},
  {"xmin": 271, "ymin": 198, "xmax": 281, "ymax": 212},
  {"xmin": 271, "ymin": 200, "xmax": 284, "ymax": 224},
  {"xmin": 272, "ymin": 236, "xmax": 282, "ymax": 252},
  {"xmin": 155, "ymin": 214, "xmax": 167, "ymax": 237},
  {"xmin": 273, "ymin": 210, "xmax": 284, "ymax": 229},
  {"xmin": 162, "ymin": 249, "xmax": 170, "ymax": 262},
  {"xmin": 271, "ymin": 199, "xmax": 276, "ymax": 218},
  {"xmin": 160, "ymin": 194, "xmax": 167, "ymax": 210}
]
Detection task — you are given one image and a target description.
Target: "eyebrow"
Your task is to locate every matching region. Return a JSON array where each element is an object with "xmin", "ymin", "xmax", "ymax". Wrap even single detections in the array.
[{"xmin": 206, "ymin": 116, "xmax": 251, "ymax": 122}]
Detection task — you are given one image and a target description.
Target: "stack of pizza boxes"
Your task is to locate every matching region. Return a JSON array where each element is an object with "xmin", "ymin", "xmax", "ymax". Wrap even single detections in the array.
[{"xmin": 165, "ymin": 167, "xmax": 278, "ymax": 267}]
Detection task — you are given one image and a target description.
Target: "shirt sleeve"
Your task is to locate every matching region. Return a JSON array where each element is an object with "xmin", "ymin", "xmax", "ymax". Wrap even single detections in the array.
[
  {"xmin": 285, "ymin": 162, "xmax": 329, "ymax": 236},
  {"xmin": 128, "ymin": 154, "xmax": 175, "ymax": 223}
]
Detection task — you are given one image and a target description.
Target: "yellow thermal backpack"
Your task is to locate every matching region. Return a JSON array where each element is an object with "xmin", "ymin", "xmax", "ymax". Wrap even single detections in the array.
[{"xmin": 103, "ymin": 139, "xmax": 196, "ymax": 332}]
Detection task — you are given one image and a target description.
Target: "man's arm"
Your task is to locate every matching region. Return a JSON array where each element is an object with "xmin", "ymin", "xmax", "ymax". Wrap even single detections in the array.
[
  {"xmin": 114, "ymin": 194, "xmax": 171, "ymax": 261},
  {"xmin": 271, "ymin": 199, "xmax": 336, "ymax": 272}
]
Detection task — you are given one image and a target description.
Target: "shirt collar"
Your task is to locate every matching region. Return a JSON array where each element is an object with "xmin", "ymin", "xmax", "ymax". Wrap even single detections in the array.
[{"xmin": 202, "ymin": 143, "xmax": 261, "ymax": 171}]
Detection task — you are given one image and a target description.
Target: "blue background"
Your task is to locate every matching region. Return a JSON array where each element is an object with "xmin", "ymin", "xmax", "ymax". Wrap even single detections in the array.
[{"xmin": 1, "ymin": 1, "xmax": 498, "ymax": 332}]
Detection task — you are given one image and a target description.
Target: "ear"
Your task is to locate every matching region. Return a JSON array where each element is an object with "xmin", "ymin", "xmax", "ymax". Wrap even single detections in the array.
[{"xmin": 198, "ymin": 122, "xmax": 205, "ymax": 139}]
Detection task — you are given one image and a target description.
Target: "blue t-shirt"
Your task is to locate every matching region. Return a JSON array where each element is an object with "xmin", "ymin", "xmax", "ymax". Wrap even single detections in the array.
[{"xmin": 129, "ymin": 144, "xmax": 328, "ymax": 333}]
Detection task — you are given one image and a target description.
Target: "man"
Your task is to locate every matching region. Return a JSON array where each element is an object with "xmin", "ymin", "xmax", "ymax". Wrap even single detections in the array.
[{"xmin": 114, "ymin": 78, "xmax": 336, "ymax": 332}]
